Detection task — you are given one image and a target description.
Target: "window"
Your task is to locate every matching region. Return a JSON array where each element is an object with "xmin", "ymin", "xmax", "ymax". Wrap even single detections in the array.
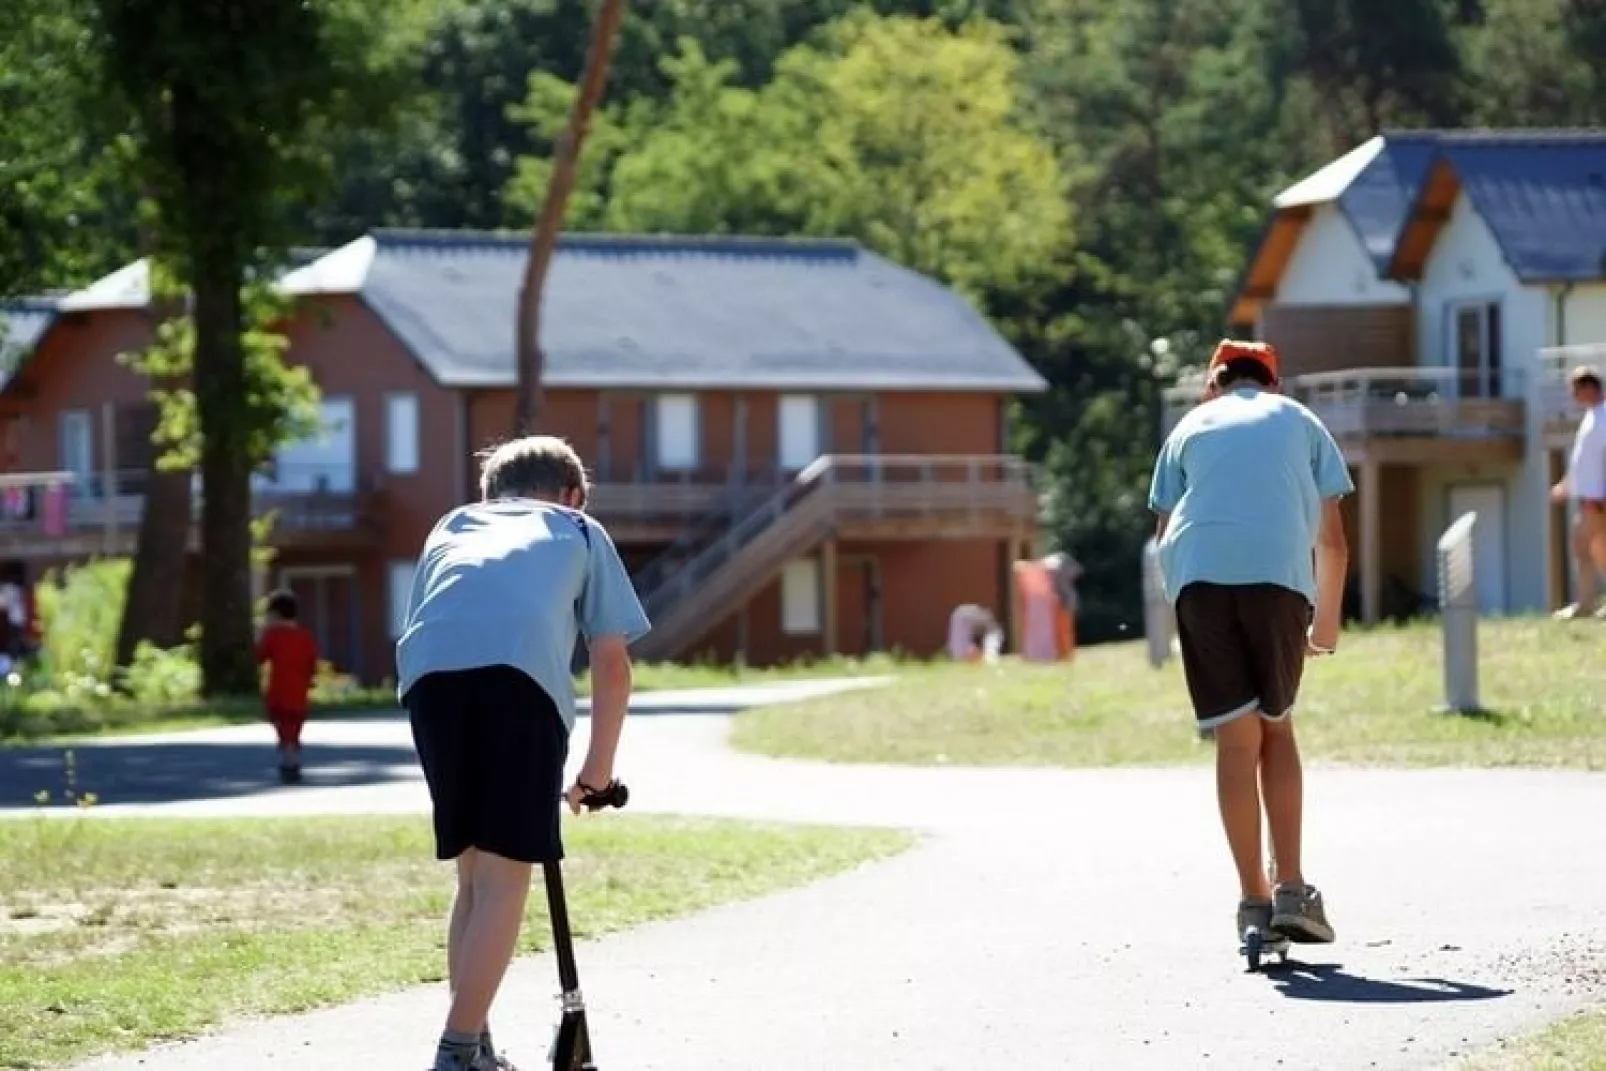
[
  {"xmin": 1448, "ymin": 301, "xmax": 1503, "ymax": 397},
  {"xmin": 57, "ymin": 410, "xmax": 93, "ymax": 495},
  {"xmin": 655, "ymin": 394, "xmax": 699, "ymax": 471},
  {"xmin": 385, "ymin": 393, "xmax": 420, "ymax": 474},
  {"xmin": 388, "ymin": 560, "xmax": 416, "ymax": 638},
  {"xmin": 271, "ymin": 397, "xmax": 356, "ymax": 492},
  {"xmin": 778, "ymin": 395, "xmax": 821, "ymax": 471},
  {"xmin": 780, "ymin": 557, "xmax": 820, "ymax": 635}
]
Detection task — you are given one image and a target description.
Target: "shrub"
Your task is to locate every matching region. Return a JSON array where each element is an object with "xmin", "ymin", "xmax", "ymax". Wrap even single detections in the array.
[
  {"xmin": 34, "ymin": 559, "xmax": 130, "ymax": 697},
  {"xmin": 122, "ymin": 641, "xmax": 201, "ymax": 705}
]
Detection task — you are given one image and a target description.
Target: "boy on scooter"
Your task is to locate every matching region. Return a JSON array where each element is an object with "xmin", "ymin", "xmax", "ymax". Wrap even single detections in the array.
[
  {"xmin": 397, "ymin": 435, "xmax": 650, "ymax": 1071},
  {"xmin": 1148, "ymin": 340, "xmax": 1351, "ymax": 950}
]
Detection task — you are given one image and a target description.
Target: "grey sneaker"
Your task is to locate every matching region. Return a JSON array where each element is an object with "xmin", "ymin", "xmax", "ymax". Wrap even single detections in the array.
[
  {"xmin": 1236, "ymin": 898, "xmax": 1273, "ymax": 944},
  {"xmin": 475, "ymin": 1034, "xmax": 517, "ymax": 1071},
  {"xmin": 1272, "ymin": 882, "xmax": 1335, "ymax": 943}
]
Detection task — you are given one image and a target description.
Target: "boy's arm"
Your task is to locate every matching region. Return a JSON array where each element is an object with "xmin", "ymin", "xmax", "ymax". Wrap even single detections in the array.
[
  {"xmin": 1310, "ymin": 498, "xmax": 1348, "ymax": 652},
  {"xmin": 1306, "ymin": 413, "xmax": 1354, "ymax": 654},
  {"xmin": 577, "ymin": 636, "xmax": 631, "ymax": 791},
  {"xmin": 570, "ymin": 520, "xmax": 651, "ymax": 807}
]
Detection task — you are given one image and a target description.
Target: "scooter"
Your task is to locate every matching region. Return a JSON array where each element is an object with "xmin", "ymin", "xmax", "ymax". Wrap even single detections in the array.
[{"xmin": 547, "ymin": 780, "xmax": 629, "ymax": 1071}]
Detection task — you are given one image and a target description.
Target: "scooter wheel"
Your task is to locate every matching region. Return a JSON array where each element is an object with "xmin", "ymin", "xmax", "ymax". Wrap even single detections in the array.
[{"xmin": 1243, "ymin": 930, "xmax": 1264, "ymax": 972}]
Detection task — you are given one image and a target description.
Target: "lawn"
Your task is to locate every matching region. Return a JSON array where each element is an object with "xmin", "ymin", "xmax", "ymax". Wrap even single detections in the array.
[
  {"xmin": 1459, "ymin": 1005, "xmax": 1606, "ymax": 1070},
  {"xmin": 0, "ymin": 653, "xmax": 906, "ymax": 747},
  {"xmin": 0, "ymin": 815, "xmax": 913, "ymax": 1069},
  {"xmin": 731, "ymin": 618, "xmax": 1606, "ymax": 769}
]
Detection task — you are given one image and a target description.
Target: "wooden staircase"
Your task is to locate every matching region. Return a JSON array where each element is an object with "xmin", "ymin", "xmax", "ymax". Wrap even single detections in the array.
[{"xmin": 631, "ymin": 454, "xmax": 1036, "ymax": 662}]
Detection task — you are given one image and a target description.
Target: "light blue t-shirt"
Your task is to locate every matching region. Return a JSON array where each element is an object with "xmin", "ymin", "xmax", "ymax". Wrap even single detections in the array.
[
  {"xmin": 395, "ymin": 499, "xmax": 651, "ymax": 730},
  {"xmin": 1148, "ymin": 388, "xmax": 1353, "ymax": 605}
]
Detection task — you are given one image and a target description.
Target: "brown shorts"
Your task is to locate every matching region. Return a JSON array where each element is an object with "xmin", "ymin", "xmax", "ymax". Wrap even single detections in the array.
[{"xmin": 1175, "ymin": 582, "xmax": 1312, "ymax": 727}]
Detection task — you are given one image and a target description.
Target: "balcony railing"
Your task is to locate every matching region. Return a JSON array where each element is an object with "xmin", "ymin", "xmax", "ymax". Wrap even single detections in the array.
[
  {"xmin": 1536, "ymin": 344, "xmax": 1603, "ymax": 436},
  {"xmin": 1162, "ymin": 367, "xmax": 1527, "ymax": 441},
  {"xmin": 0, "ymin": 465, "xmax": 384, "ymax": 551}
]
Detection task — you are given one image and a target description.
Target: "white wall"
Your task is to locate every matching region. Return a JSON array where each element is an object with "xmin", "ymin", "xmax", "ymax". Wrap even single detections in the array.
[
  {"xmin": 1561, "ymin": 284, "xmax": 1606, "ymax": 346},
  {"xmin": 1275, "ymin": 204, "xmax": 1411, "ymax": 306},
  {"xmin": 1415, "ymin": 192, "xmax": 1553, "ymax": 612}
]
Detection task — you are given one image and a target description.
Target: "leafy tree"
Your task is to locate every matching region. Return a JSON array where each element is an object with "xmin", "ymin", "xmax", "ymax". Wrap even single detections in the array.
[
  {"xmin": 88, "ymin": 0, "xmax": 406, "ymax": 695},
  {"xmin": 1280, "ymin": 0, "xmax": 1466, "ymax": 150},
  {"xmin": 0, "ymin": 0, "xmax": 138, "ymax": 296},
  {"xmin": 508, "ymin": 15, "xmax": 1071, "ymax": 300}
]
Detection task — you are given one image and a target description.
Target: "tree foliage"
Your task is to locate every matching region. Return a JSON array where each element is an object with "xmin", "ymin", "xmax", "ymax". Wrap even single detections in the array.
[{"xmin": 10, "ymin": 0, "xmax": 1606, "ymax": 647}]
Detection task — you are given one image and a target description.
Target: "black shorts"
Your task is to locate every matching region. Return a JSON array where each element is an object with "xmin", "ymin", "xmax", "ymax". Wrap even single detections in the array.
[
  {"xmin": 1174, "ymin": 582, "xmax": 1312, "ymax": 728},
  {"xmin": 405, "ymin": 665, "xmax": 569, "ymax": 864}
]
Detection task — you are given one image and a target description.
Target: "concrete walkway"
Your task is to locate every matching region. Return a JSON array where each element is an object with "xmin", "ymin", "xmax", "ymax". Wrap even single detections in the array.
[{"xmin": 33, "ymin": 684, "xmax": 1606, "ymax": 1070}]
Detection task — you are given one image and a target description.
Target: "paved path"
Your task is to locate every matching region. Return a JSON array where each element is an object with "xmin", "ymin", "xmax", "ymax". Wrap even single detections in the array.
[{"xmin": 15, "ymin": 682, "xmax": 1603, "ymax": 1070}]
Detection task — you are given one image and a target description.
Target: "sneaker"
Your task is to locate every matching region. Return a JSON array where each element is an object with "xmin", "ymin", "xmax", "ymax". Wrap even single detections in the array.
[
  {"xmin": 1272, "ymin": 882, "xmax": 1335, "ymax": 943},
  {"xmin": 1236, "ymin": 898, "xmax": 1273, "ymax": 944},
  {"xmin": 475, "ymin": 1033, "xmax": 518, "ymax": 1071},
  {"xmin": 431, "ymin": 1049, "xmax": 476, "ymax": 1071},
  {"xmin": 1553, "ymin": 603, "xmax": 1599, "ymax": 620}
]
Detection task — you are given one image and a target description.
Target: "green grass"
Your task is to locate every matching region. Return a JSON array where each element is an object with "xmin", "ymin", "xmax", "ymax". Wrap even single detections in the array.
[
  {"xmin": 1459, "ymin": 1005, "xmax": 1606, "ymax": 1070},
  {"xmin": 0, "ymin": 815, "xmax": 912, "ymax": 1069},
  {"xmin": 0, "ymin": 654, "xmax": 908, "ymax": 748},
  {"xmin": 732, "ymin": 617, "xmax": 1606, "ymax": 769}
]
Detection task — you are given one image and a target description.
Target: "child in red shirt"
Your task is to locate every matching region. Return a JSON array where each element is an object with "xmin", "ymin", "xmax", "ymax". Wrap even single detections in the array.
[{"xmin": 255, "ymin": 589, "xmax": 319, "ymax": 784}]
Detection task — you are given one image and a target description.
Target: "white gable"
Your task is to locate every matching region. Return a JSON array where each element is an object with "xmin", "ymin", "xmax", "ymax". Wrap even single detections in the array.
[
  {"xmin": 1416, "ymin": 191, "xmax": 1547, "ymax": 382},
  {"xmin": 1275, "ymin": 205, "xmax": 1409, "ymax": 306}
]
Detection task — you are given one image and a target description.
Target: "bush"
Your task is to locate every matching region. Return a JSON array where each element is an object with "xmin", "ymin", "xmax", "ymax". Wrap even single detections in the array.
[
  {"xmin": 122, "ymin": 641, "xmax": 201, "ymax": 705},
  {"xmin": 34, "ymin": 559, "xmax": 130, "ymax": 699}
]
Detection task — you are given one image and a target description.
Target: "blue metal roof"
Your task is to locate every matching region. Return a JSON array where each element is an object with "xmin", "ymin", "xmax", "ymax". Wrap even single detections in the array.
[
  {"xmin": 0, "ymin": 296, "xmax": 60, "ymax": 374},
  {"xmin": 1335, "ymin": 134, "xmax": 1441, "ymax": 274},
  {"xmin": 357, "ymin": 229, "xmax": 1047, "ymax": 392},
  {"xmin": 1432, "ymin": 133, "xmax": 1606, "ymax": 281}
]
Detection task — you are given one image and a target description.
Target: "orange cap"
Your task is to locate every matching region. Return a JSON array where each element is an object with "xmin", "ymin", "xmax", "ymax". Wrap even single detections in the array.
[{"xmin": 1207, "ymin": 339, "xmax": 1279, "ymax": 381}]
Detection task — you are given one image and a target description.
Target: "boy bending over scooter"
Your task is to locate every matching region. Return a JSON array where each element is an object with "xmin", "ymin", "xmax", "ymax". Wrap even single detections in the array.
[{"xmin": 396, "ymin": 435, "xmax": 650, "ymax": 1071}]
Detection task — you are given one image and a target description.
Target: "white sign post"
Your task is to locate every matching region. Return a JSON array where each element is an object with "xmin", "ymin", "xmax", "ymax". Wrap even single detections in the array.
[
  {"xmin": 1436, "ymin": 511, "xmax": 1480, "ymax": 714},
  {"xmin": 1142, "ymin": 537, "xmax": 1173, "ymax": 668}
]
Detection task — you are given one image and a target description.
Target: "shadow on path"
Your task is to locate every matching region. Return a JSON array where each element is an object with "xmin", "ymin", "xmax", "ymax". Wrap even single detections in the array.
[
  {"xmin": 1268, "ymin": 961, "xmax": 1514, "ymax": 1005},
  {"xmin": 0, "ymin": 737, "xmax": 421, "ymax": 810}
]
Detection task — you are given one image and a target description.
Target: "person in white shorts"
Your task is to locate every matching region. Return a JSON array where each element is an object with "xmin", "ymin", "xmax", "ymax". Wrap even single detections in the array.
[{"xmin": 1551, "ymin": 367, "xmax": 1606, "ymax": 619}]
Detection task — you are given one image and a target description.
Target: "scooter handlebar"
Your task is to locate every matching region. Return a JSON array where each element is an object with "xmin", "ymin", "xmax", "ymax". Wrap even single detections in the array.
[{"xmin": 576, "ymin": 780, "xmax": 629, "ymax": 811}]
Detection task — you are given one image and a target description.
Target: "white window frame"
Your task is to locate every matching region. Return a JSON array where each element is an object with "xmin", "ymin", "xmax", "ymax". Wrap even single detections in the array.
[
  {"xmin": 654, "ymin": 394, "xmax": 700, "ymax": 472},
  {"xmin": 1446, "ymin": 298, "xmax": 1503, "ymax": 399},
  {"xmin": 780, "ymin": 557, "xmax": 821, "ymax": 636},
  {"xmin": 387, "ymin": 559, "xmax": 417, "ymax": 639},
  {"xmin": 778, "ymin": 394, "xmax": 822, "ymax": 472},
  {"xmin": 384, "ymin": 392, "xmax": 420, "ymax": 475}
]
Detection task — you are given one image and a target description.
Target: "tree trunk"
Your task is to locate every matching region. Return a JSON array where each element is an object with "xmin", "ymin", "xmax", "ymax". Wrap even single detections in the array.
[
  {"xmin": 115, "ymin": 284, "xmax": 194, "ymax": 671},
  {"xmin": 512, "ymin": 0, "xmax": 627, "ymax": 436},
  {"xmin": 114, "ymin": 468, "xmax": 193, "ymax": 665},
  {"xmin": 192, "ymin": 266, "xmax": 258, "ymax": 696}
]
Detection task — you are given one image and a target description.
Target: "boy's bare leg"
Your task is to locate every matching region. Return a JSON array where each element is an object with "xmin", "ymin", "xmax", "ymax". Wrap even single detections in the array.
[
  {"xmin": 1259, "ymin": 717, "xmax": 1304, "ymax": 887},
  {"xmin": 444, "ymin": 850, "xmax": 532, "ymax": 1036},
  {"xmin": 447, "ymin": 849, "xmax": 478, "ymax": 1001},
  {"xmin": 1213, "ymin": 713, "xmax": 1272, "ymax": 903}
]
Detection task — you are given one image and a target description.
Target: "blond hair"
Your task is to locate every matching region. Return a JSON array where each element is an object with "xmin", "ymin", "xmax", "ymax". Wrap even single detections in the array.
[{"xmin": 477, "ymin": 435, "xmax": 591, "ymax": 508}]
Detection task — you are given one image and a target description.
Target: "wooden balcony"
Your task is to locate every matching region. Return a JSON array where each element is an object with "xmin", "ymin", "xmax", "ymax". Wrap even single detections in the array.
[
  {"xmin": 1163, "ymin": 367, "xmax": 1526, "ymax": 464},
  {"xmin": 1537, "ymin": 344, "xmax": 1603, "ymax": 449},
  {"xmin": 0, "ymin": 469, "xmax": 386, "ymax": 560}
]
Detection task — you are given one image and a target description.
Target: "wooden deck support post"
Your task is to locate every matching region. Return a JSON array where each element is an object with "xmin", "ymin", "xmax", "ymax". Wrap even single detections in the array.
[
  {"xmin": 1359, "ymin": 459, "xmax": 1381, "ymax": 626},
  {"xmin": 821, "ymin": 536, "xmax": 839, "ymax": 657}
]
